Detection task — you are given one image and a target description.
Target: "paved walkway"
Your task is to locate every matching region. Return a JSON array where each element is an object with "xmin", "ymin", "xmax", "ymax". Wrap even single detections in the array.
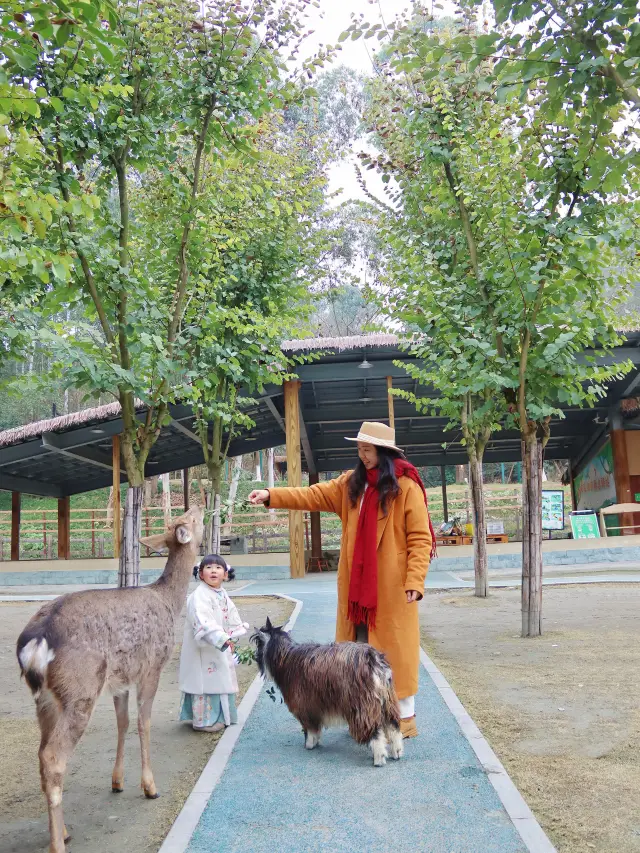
[{"xmin": 179, "ymin": 579, "xmax": 545, "ymax": 853}]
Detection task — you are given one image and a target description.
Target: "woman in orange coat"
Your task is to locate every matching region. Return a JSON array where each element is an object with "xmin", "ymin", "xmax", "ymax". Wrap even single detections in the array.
[{"xmin": 249, "ymin": 421, "xmax": 436, "ymax": 738}]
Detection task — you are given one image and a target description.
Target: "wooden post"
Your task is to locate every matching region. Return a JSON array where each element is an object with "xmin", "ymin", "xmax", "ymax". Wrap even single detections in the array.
[
  {"xmin": 611, "ymin": 428, "xmax": 632, "ymax": 534},
  {"xmin": 440, "ymin": 465, "xmax": 449, "ymax": 522},
  {"xmin": 112, "ymin": 436, "xmax": 121, "ymax": 559},
  {"xmin": 57, "ymin": 496, "xmax": 71, "ymax": 560},
  {"xmin": 11, "ymin": 491, "xmax": 20, "ymax": 561},
  {"xmin": 309, "ymin": 472, "xmax": 322, "ymax": 561},
  {"xmin": 284, "ymin": 379, "xmax": 305, "ymax": 578},
  {"xmin": 386, "ymin": 376, "xmax": 395, "ymax": 428},
  {"xmin": 569, "ymin": 467, "xmax": 577, "ymax": 512},
  {"xmin": 183, "ymin": 468, "xmax": 190, "ymax": 512}
]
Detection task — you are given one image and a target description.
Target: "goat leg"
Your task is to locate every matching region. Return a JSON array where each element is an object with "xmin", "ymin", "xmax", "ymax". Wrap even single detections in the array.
[
  {"xmin": 112, "ymin": 690, "xmax": 130, "ymax": 792},
  {"xmin": 137, "ymin": 673, "xmax": 161, "ymax": 799}
]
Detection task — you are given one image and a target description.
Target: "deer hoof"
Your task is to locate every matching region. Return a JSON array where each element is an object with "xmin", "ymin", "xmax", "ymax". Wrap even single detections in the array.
[
  {"xmin": 144, "ymin": 791, "xmax": 160, "ymax": 800},
  {"xmin": 112, "ymin": 785, "xmax": 124, "ymax": 793}
]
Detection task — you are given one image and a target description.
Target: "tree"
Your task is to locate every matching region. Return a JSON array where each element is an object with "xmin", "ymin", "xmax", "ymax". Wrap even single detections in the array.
[
  {"xmin": 486, "ymin": 0, "xmax": 640, "ymax": 111},
  {"xmin": 138, "ymin": 115, "xmax": 329, "ymax": 550},
  {"xmin": 351, "ymin": 13, "xmax": 508, "ymax": 596},
  {"xmin": 306, "ymin": 201, "xmax": 384, "ymax": 337},
  {"xmin": 346, "ymin": 5, "xmax": 639, "ymax": 633},
  {"xmin": 4, "ymin": 0, "xmax": 330, "ymax": 583}
]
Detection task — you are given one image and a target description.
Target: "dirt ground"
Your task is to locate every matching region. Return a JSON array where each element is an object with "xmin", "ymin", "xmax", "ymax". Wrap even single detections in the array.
[
  {"xmin": 0, "ymin": 593, "xmax": 293, "ymax": 853},
  {"xmin": 420, "ymin": 584, "xmax": 640, "ymax": 853}
]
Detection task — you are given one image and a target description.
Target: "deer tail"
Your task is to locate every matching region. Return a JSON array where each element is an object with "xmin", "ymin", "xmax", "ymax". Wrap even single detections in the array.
[{"xmin": 17, "ymin": 636, "xmax": 55, "ymax": 696}]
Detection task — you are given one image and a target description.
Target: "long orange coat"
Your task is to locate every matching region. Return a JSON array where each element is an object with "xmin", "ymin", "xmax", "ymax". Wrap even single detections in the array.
[{"xmin": 268, "ymin": 472, "xmax": 432, "ymax": 699}]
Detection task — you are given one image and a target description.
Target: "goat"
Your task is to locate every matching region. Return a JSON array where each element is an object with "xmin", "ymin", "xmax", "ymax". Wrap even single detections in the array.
[
  {"xmin": 252, "ymin": 617, "xmax": 403, "ymax": 767},
  {"xmin": 16, "ymin": 506, "xmax": 204, "ymax": 853}
]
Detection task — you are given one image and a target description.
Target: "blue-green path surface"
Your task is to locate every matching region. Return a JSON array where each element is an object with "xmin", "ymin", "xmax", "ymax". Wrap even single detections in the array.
[{"xmin": 186, "ymin": 579, "xmax": 527, "ymax": 853}]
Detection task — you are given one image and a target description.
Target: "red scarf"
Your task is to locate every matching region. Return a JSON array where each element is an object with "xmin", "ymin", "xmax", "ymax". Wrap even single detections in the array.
[{"xmin": 348, "ymin": 459, "xmax": 438, "ymax": 630}]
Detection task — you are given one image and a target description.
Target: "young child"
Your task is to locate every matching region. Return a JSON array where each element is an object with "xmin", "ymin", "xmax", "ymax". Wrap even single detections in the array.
[{"xmin": 179, "ymin": 554, "xmax": 248, "ymax": 733}]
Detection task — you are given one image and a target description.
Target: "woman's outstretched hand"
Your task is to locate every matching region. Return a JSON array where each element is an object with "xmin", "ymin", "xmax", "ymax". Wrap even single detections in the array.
[{"xmin": 248, "ymin": 489, "xmax": 270, "ymax": 506}]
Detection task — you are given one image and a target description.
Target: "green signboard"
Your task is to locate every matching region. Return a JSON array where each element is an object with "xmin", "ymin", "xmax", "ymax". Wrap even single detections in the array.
[{"xmin": 569, "ymin": 511, "xmax": 601, "ymax": 539}]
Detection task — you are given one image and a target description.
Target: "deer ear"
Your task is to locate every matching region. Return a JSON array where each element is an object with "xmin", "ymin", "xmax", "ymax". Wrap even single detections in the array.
[
  {"xmin": 175, "ymin": 524, "xmax": 192, "ymax": 545},
  {"xmin": 265, "ymin": 616, "xmax": 273, "ymax": 630},
  {"xmin": 139, "ymin": 532, "xmax": 168, "ymax": 552}
]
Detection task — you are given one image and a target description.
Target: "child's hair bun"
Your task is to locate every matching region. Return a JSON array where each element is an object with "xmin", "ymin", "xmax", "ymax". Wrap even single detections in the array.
[{"xmin": 227, "ymin": 567, "xmax": 236, "ymax": 581}]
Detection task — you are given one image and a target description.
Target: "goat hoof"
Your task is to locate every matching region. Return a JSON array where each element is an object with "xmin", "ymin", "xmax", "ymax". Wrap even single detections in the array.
[{"xmin": 145, "ymin": 791, "xmax": 160, "ymax": 800}]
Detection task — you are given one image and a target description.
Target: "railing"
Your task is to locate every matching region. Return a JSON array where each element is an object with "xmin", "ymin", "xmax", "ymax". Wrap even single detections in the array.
[{"xmin": 0, "ymin": 486, "xmax": 572, "ymax": 560}]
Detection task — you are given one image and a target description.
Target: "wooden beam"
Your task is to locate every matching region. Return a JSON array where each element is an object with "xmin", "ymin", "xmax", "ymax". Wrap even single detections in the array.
[
  {"xmin": 262, "ymin": 396, "xmax": 286, "ymax": 433},
  {"xmin": 284, "ymin": 380, "xmax": 304, "ymax": 578},
  {"xmin": 57, "ymin": 496, "xmax": 71, "ymax": 559},
  {"xmin": 42, "ymin": 433, "xmax": 114, "ymax": 471},
  {"xmin": 112, "ymin": 436, "xmax": 121, "ymax": 559},
  {"xmin": 171, "ymin": 418, "xmax": 211, "ymax": 452},
  {"xmin": 11, "ymin": 491, "xmax": 20, "ymax": 561},
  {"xmin": 183, "ymin": 468, "xmax": 190, "ymax": 511},
  {"xmin": 0, "ymin": 474, "xmax": 63, "ymax": 498},
  {"xmin": 299, "ymin": 405, "xmax": 317, "ymax": 476},
  {"xmin": 387, "ymin": 376, "xmax": 395, "ymax": 429}
]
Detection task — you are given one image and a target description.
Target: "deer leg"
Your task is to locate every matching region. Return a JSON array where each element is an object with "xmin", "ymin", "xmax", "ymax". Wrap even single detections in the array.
[
  {"xmin": 38, "ymin": 696, "xmax": 95, "ymax": 853},
  {"xmin": 112, "ymin": 690, "xmax": 130, "ymax": 792},
  {"xmin": 136, "ymin": 671, "xmax": 161, "ymax": 799}
]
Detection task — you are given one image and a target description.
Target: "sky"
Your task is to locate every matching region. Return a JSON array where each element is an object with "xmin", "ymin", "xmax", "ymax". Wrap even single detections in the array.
[{"xmin": 295, "ymin": 0, "xmax": 459, "ymax": 204}]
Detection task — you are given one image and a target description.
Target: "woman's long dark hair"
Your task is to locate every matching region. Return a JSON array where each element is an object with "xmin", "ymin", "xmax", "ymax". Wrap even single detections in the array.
[{"xmin": 348, "ymin": 446, "xmax": 404, "ymax": 515}]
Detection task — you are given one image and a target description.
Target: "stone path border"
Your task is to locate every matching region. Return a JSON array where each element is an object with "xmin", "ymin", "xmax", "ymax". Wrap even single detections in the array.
[
  {"xmin": 419, "ymin": 648, "xmax": 557, "ymax": 853},
  {"xmin": 158, "ymin": 593, "xmax": 302, "ymax": 853},
  {"xmin": 160, "ymin": 587, "xmax": 556, "ymax": 853}
]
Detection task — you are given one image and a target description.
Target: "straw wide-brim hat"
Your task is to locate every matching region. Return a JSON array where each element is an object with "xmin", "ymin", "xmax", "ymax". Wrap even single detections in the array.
[{"xmin": 345, "ymin": 421, "xmax": 402, "ymax": 453}]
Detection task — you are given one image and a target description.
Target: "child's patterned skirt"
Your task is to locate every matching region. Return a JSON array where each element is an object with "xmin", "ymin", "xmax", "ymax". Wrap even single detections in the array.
[{"xmin": 179, "ymin": 692, "xmax": 238, "ymax": 728}]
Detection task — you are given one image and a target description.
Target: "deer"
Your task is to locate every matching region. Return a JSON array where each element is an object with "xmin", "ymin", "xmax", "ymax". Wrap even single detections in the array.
[{"xmin": 16, "ymin": 505, "xmax": 204, "ymax": 853}]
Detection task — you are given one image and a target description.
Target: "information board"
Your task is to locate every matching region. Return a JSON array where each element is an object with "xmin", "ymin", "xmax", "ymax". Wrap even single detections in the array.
[
  {"xmin": 569, "ymin": 511, "xmax": 601, "ymax": 539},
  {"xmin": 541, "ymin": 490, "xmax": 565, "ymax": 531}
]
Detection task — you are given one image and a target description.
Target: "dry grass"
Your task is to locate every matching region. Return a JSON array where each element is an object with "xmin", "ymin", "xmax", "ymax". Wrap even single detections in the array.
[{"xmin": 420, "ymin": 585, "xmax": 640, "ymax": 853}]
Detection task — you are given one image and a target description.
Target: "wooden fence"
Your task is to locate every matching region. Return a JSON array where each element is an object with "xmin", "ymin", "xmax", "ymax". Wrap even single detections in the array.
[{"xmin": 0, "ymin": 486, "xmax": 570, "ymax": 560}]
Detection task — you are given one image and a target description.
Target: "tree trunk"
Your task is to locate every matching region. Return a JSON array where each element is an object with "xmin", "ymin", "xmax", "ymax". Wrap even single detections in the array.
[
  {"xmin": 267, "ymin": 448, "xmax": 275, "ymax": 519},
  {"xmin": 212, "ymin": 493, "xmax": 221, "ymax": 554},
  {"xmin": 455, "ymin": 464, "xmax": 466, "ymax": 484},
  {"xmin": 521, "ymin": 434, "xmax": 544, "ymax": 637},
  {"xmin": 118, "ymin": 485, "xmax": 143, "ymax": 588},
  {"xmin": 203, "ymin": 490, "xmax": 213, "ymax": 554},
  {"xmin": 143, "ymin": 478, "xmax": 153, "ymax": 506},
  {"xmin": 254, "ymin": 451, "xmax": 261, "ymax": 481},
  {"xmin": 205, "ymin": 461, "xmax": 223, "ymax": 555},
  {"xmin": 468, "ymin": 452, "xmax": 488, "ymax": 598},
  {"xmin": 224, "ymin": 456, "xmax": 243, "ymax": 534}
]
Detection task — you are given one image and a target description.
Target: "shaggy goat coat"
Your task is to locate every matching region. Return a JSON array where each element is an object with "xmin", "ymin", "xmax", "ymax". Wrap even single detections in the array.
[
  {"xmin": 253, "ymin": 621, "xmax": 401, "ymax": 760},
  {"xmin": 267, "ymin": 472, "xmax": 432, "ymax": 698}
]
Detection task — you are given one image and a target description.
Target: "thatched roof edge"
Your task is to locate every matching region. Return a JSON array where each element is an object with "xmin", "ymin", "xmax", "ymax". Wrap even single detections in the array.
[
  {"xmin": 0, "ymin": 400, "xmax": 144, "ymax": 449},
  {"xmin": 282, "ymin": 333, "xmax": 400, "ymax": 352}
]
